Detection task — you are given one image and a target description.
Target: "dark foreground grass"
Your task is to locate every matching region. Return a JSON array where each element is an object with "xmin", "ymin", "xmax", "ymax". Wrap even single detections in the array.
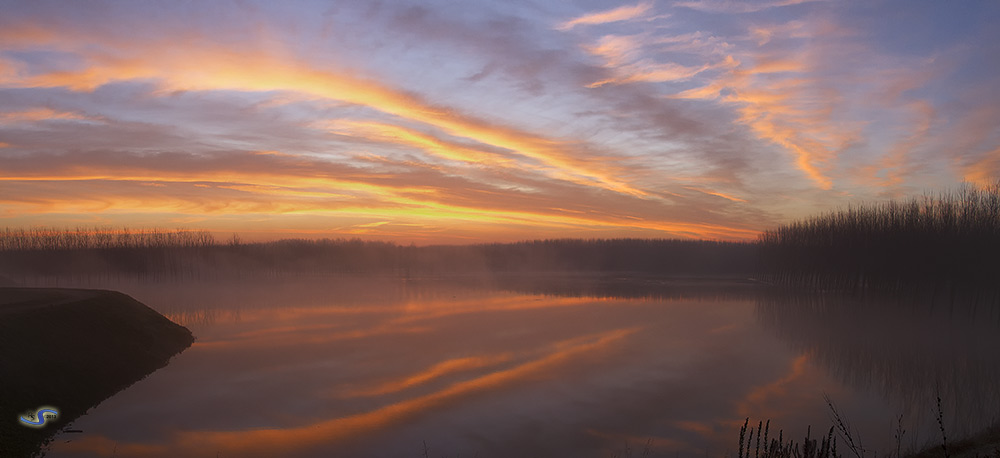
[
  {"xmin": 743, "ymin": 396, "xmax": 1000, "ymax": 458},
  {"xmin": 738, "ymin": 419, "xmax": 838, "ymax": 458}
]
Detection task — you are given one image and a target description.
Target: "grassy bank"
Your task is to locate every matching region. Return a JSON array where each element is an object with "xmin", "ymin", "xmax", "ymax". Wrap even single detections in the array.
[{"xmin": 0, "ymin": 288, "xmax": 194, "ymax": 457}]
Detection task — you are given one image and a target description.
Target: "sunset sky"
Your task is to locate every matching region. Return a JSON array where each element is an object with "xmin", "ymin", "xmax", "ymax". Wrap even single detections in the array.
[{"xmin": 1, "ymin": 0, "xmax": 999, "ymax": 243}]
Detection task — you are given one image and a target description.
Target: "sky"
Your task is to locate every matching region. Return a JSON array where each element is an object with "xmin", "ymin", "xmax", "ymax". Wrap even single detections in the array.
[{"xmin": 1, "ymin": 0, "xmax": 999, "ymax": 244}]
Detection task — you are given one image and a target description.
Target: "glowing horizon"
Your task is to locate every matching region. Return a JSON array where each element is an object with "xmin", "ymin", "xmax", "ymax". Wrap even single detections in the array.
[{"xmin": 2, "ymin": 1, "xmax": 998, "ymax": 244}]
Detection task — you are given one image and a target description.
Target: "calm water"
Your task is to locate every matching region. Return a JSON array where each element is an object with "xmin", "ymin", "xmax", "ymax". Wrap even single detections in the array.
[{"xmin": 28, "ymin": 276, "xmax": 1000, "ymax": 458}]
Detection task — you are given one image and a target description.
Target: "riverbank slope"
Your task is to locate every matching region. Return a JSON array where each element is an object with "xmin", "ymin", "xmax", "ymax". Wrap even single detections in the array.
[{"xmin": 0, "ymin": 288, "xmax": 194, "ymax": 457}]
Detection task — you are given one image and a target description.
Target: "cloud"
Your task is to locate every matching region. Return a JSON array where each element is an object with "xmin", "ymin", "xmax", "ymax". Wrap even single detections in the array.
[
  {"xmin": 362, "ymin": 4, "xmax": 769, "ymax": 197},
  {"xmin": 964, "ymin": 147, "xmax": 1000, "ymax": 186},
  {"xmin": 748, "ymin": 21, "xmax": 809, "ymax": 46},
  {"xmin": 675, "ymin": 0, "xmax": 823, "ymax": 14},
  {"xmin": 584, "ymin": 34, "xmax": 711, "ymax": 87},
  {"xmin": 556, "ymin": 3, "xmax": 654, "ymax": 31},
  {"xmin": 0, "ymin": 31, "xmax": 655, "ymax": 198},
  {"xmin": 0, "ymin": 107, "xmax": 101, "ymax": 123},
  {"xmin": 855, "ymin": 100, "xmax": 937, "ymax": 189},
  {"xmin": 684, "ymin": 186, "xmax": 747, "ymax": 203},
  {"xmin": 668, "ymin": 18, "xmax": 877, "ymax": 191},
  {"xmin": 0, "ymin": 149, "xmax": 765, "ymax": 240},
  {"xmin": 315, "ymin": 119, "xmax": 517, "ymax": 167},
  {"xmin": 3, "ymin": 0, "xmax": 985, "ymax": 242}
]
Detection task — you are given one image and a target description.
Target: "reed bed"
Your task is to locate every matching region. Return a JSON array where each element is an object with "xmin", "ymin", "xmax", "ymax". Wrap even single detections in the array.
[
  {"xmin": 0, "ymin": 227, "xmax": 214, "ymax": 251},
  {"xmin": 0, "ymin": 230, "xmax": 756, "ymax": 281},
  {"xmin": 757, "ymin": 182, "xmax": 1000, "ymax": 292}
]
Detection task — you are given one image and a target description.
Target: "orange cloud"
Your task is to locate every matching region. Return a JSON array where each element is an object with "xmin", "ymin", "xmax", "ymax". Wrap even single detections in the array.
[
  {"xmin": 0, "ymin": 22, "xmax": 57, "ymax": 46},
  {"xmin": 556, "ymin": 3, "xmax": 653, "ymax": 31},
  {"xmin": 2, "ymin": 38, "xmax": 646, "ymax": 197},
  {"xmin": 676, "ymin": 53, "xmax": 858, "ymax": 190},
  {"xmin": 676, "ymin": 0, "xmax": 824, "ymax": 14},
  {"xmin": 0, "ymin": 107, "xmax": 98, "ymax": 123},
  {"xmin": 320, "ymin": 119, "xmax": 514, "ymax": 167},
  {"xmin": 963, "ymin": 147, "xmax": 1000, "ymax": 187},
  {"xmin": 584, "ymin": 34, "xmax": 709, "ymax": 87},
  {"xmin": 0, "ymin": 19, "xmax": 789, "ymax": 242},
  {"xmin": 859, "ymin": 100, "xmax": 936, "ymax": 187},
  {"xmin": 0, "ymin": 146, "xmax": 761, "ymax": 240},
  {"xmin": 684, "ymin": 187, "xmax": 747, "ymax": 203},
  {"xmin": 589, "ymin": 62, "xmax": 708, "ymax": 88},
  {"xmin": 749, "ymin": 21, "xmax": 809, "ymax": 46}
]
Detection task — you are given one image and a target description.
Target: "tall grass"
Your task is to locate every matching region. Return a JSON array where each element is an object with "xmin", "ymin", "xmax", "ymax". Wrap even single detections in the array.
[
  {"xmin": 0, "ymin": 230, "xmax": 757, "ymax": 281},
  {"xmin": 0, "ymin": 227, "xmax": 214, "ymax": 251},
  {"xmin": 738, "ymin": 419, "xmax": 840, "ymax": 458},
  {"xmin": 757, "ymin": 182, "xmax": 1000, "ymax": 292},
  {"xmin": 0, "ymin": 228, "xmax": 404, "ymax": 280},
  {"xmin": 0, "ymin": 228, "xmax": 218, "ymax": 281}
]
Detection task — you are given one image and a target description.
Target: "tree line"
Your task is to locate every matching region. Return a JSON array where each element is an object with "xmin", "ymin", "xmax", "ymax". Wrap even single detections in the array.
[
  {"xmin": 0, "ymin": 230, "xmax": 756, "ymax": 281},
  {"xmin": 3, "ymin": 182, "xmax": 999, "ymax": 291}
]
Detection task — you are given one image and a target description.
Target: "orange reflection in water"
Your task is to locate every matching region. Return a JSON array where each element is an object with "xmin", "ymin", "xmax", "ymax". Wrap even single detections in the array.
[
  {"xmin": 58, "ymin": 327, "xmax": 638, "ymax": 457},
  {"xmin": 191, "ymin": 322, "xmax": 433, "ymax": 350},
  {"xmin": 186, "ymin": 293, "xmax": 602, "ymax": 349},
  {"xmin": 342, "ymin": 353, "xmax": 515, "ymax": 398},
  {"xmin": 735, "ymin": 353, "xmax": 816, "ymax": 421}
]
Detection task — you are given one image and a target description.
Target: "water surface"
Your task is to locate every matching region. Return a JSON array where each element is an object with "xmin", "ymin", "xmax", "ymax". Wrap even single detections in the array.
[{"xmin": 29, "ymin": 276, "xmax": 999, "ymax": 457}]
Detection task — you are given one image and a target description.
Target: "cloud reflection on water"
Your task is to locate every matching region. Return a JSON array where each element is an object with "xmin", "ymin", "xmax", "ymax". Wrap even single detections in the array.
[{"xmin": 40, "ymin": 276, "xmax": 977, "ymax": 457}]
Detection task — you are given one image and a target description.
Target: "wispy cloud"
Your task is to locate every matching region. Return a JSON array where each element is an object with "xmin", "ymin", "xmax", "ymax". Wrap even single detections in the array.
[
  {"xmin": 671, "ymin": 19, "xmax": 883, "ymax": 190},
  {"xmin": 0, "ymin": 0, "xmax": 995, "ymax": 241},
  {"xmin": 0, "ymin": 107, "xmax": 101, "ymax": 124},
  {"xmin": 0, "ymin": 35, "xmax": 652, "ymax": 197},
  {"xmin": 675, "ymin": 0, "xmax": 824, "ymax": 14},
  {"xmin": 964, "ymin": 147, "xmax": 1000, "ymax": 186},
  {"xmin": 556, "ymin": 3, "xmax": 654, "ymax": 31},
  {"xmin": 585, "ymin": 34, "xmax": 711, "ymax": 87},
  {"xmin": 0, "ymin": 149, "xmax": 763, "ymax": 240}
]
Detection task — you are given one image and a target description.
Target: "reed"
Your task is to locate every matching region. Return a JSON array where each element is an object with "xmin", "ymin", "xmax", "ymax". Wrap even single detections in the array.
[
  {"xmin": 738, "ymin": 418, "xmax": 840, "ymax": 458},
  {"xmin": 937, "ymin": 396, "xmax": 950, "ymax": 458},
  {"xmin": 825, "ymin": 395, "xmax": 865, "ymax": 458},
  {"xmin": 0, "ymin": 231, "xmax": 757, "ymax": 281},
  {"xmin": 757, "ymin": 182, "xmax": 1000, "ymax": 292},
  {"xmin": 0, "ymin": 227, "xmax": 214, "ymax": 251}
]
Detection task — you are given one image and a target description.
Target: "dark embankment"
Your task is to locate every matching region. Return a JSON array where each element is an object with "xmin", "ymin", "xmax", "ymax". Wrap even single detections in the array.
[{"xmin": 0, "ymin": 288, "xmax": 194, "ymax": 457}]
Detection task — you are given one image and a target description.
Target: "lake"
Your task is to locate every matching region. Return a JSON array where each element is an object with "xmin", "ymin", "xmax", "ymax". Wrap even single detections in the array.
[{"xmin": 28, "ymin": 275, "xmax": 1000, "ymax": 457}]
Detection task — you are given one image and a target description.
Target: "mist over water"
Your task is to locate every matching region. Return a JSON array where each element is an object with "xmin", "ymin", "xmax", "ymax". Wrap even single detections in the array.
[{"xmin": 21, "ymin": 275, "xmax": 999, "ymax": 458}]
